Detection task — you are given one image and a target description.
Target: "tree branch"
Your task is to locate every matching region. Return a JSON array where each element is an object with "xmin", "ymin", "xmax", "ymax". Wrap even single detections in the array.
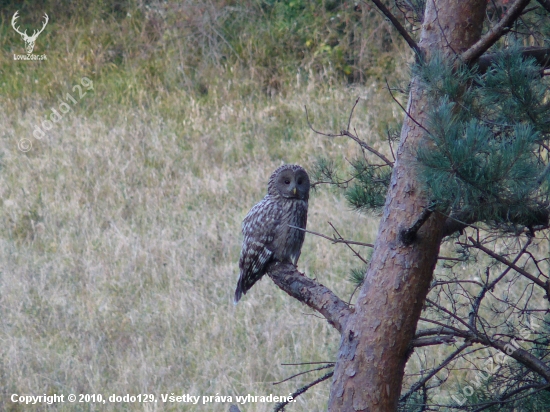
[
  {"xmin": 441, "ymin": 205, "xmax": 550, "ymax": 238},
  {"xmin": 401, "ymin": 343, "xmax": 471, "ymax": 402},
  {"xmin": 305, "ymin": 105, "xmax": 395, "ymax": 167},
  {"xmin": 461, "ymin": 0, "xmax": 532, "ymax": 65},
  {"xmin": 415, "ymin": 327, "xmax": 459, "ymax": 338},
  {"xmin": 273, "ymin": 371, "xmax": 334, "ymax": 411},
  {"xmin": 400, "ymin": 207, "xmax": 434, "ymax": 245},
  {"xmin": 411, "ymin": 335, "xmax": 456, "ymax": 347},
  {"xmin": 471, "ymin": 383, "xmax": 550, "ymax": 412},
  {"xmin": 441, "ymin": 214, "xmax": 472, "ymax": 237},
  {"xmin": 273, "ymin": 363, "xmax": 334, "ymax": 385},
  {"xmin": 489, "ymin": 338, "xmax": 550, "ymax": 381},
  {"xmin": 469, "ymin": 237, "xmax": 532, "ymax": 331},
  {"xmin": 341, "ymin": 130, "xmax": 394, "ymax": 168},
  {"xmin": 416, "ymin": 325, "xmax": 550, "ymax": 381},
  {"xmin": 289, "ymin": 225, "xmax": 374, "ymax": 248},
  {"xmin": 477, "ymin": 47, "xmax": 550, "ymax": 73},
  {"xmin": 266, "ymin": 262, "xmax": 351, "ymax": 333},
  {"xmin": 367, "ymin": 0, "xmax": 422, "ymax": 57},
  {"xmin": 464, "ymin": 237, "xmax": 548, "ymax": 288},
  {"xmin": 384, "ymin": 77, "xmax": 434, "ymax": 139}
]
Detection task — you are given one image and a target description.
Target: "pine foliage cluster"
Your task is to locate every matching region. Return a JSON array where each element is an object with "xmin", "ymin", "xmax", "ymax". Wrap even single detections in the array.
[{"xmin": 416, "ymin": 50, "xmax": 550, "ymax": 231}]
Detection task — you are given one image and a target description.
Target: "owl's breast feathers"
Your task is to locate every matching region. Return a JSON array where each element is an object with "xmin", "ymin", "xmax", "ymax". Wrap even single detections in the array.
[{"xmin": 273, "ymin": 197, "xmax": 308, "ymax": 264}]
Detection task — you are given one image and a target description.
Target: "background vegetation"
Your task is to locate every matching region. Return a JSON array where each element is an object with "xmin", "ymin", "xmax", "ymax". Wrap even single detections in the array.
[{"xmin": 0, "ymin": 0, "xmax": 409, "ymax": 410}]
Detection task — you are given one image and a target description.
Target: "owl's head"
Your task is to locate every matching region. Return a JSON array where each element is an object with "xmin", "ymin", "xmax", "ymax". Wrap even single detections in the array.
[{"xmin": 268, "ymin": 164, "xmax": 310, "ymax": 201}]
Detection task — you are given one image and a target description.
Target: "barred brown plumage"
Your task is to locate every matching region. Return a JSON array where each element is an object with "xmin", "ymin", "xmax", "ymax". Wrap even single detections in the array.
[{"xmin": 234, "ymin": 164, "xmax": 310, "ymax": 304}]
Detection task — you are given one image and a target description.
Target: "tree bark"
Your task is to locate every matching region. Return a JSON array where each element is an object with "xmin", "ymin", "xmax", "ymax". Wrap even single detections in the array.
[{"xmin": 327, "ymin": 1, "xmax": 488, "ymax": 411}]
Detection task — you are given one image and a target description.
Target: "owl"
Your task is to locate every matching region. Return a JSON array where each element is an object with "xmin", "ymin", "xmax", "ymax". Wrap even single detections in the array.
[{"xmin": 234, "ymin": 164, "xmax": 310, "ymax": 303}]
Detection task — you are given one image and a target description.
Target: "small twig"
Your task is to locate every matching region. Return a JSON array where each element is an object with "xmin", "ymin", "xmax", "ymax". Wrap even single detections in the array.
[
  {"xmin": 328, "ymin": 222, "xmax": 369, "ymax": 265},
  {"xmin": 348, "ymin": 283, "xmax": 362, "ymax": 306},
  {"xmin": 462, "ymin": 237, "xmax": 547, "ymax": 287},
  {"xmin": 426, "ymin": 298, "xmax": 476, "ymax": 332},
  {"xmin": 341, "ymin": 130, "xmax": 394, "ymax": 167},
  {"xmin": 305, "ymin": 105, "xmax": 341, "ymax": 138},
  {"xmin": 289, "ymin": 225, "xmax": 374, "ymax": 248},
  {"xmin": 400, "ymin": 207, "xmax": 433, "ymax": 245},
  {"xmin": 347, "ymin": 97, "xmax": 360, "ymax": 131},
  {"xmin": 386, "ymin": 129, "xmax": 396, "ymax": 161},
  {"xmin": 471, "ymin": 383, "xmax": 550, "ymax": 412},
  {"xmin": 437, "ymin": 256, "xmax": 466, "ymax": 262},
  {"xmin": 273, "ymin": 371, "xmax": 334, "ymax": 412},
  {"xmin": 411, "ymin": 335, "xmax": 456, "ymax": 347},
  {"xmin": 310, "ymin": 175, "xmax": 355, "ymax": 189},
  {"xmin": 281, "ymin": 361, "xmax": 334, "ymax": 366},
  {"xmin": 430, "ymin": 279, "xmax": 484, "ymax": 288},
  {"xmin": 273, "ymin": 363, "xmax": 335, "ymax": 385},
  {"xmin": 468, "ymin": 237, "xmax": 532, "ymax": 330},
  {"xmin": 305, "ymin": 104, "xmax": 394, "ymax": 168},
  {"xmin": 301, "ymin": 311, "xmax": 324, "ymax": 320},
  {"xmin": 400, "ymin": 343, "xmax": 471, "ymax": 402},
  {"xmin": 366, "ymin": 0, "xmax": 422, "ymax": 58},
  {"xmin": 384, "ymin": 77, "xmax": 433, "ymax": 138}
]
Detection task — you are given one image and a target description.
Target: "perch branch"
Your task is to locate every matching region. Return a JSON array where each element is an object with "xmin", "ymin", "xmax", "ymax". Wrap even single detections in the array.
[{"xmin": 266, "ymin": 262, "xmax": 351, "ymax": 333}]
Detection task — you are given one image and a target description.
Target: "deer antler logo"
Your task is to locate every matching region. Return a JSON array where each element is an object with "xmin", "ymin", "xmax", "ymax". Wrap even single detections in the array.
[{"xmin": 12, "ymin": 11, "xmax": 49, "ymax": 54}]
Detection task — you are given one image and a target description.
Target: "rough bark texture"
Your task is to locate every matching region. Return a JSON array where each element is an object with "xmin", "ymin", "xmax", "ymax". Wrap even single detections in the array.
[{"xmin": 327, "ymin": 1, "xmax": 488, "ymax": 411}]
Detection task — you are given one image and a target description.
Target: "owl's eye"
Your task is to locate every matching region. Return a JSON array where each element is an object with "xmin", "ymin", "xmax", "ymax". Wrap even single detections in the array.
[
  {"xmin": 297, "ymin": 179, "xmax": 303, "ymax": 185},
  {"xmin": 284, "ymin": 179, "xmax": 290, "ymax": 184}
]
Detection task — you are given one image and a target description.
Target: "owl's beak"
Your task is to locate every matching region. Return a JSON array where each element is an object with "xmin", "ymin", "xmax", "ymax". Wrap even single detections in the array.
[{"xmin": 292, "ymin": 187, "xmax": 297, "ymax": 196}]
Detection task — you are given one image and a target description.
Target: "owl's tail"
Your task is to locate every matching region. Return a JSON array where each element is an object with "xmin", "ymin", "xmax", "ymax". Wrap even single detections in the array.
[
  {"xmin": 233, "ymin": 285, "xmax": 243, "ymax": 305},
  {"xmin": 234, "ymin": 269, "xmax": 264, "ymax": 304}
]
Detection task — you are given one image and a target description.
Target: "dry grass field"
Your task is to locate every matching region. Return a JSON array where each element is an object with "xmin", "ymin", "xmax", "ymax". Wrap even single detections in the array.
[{"xmin": 0, "ymin": 2, "xmax": 409, "ymax": 405}]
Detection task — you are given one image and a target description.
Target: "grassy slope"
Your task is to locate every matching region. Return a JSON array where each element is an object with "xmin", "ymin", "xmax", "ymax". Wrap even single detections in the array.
[{"xmin": 0, "ymin": 1, "xmax": 408, "ymax": 410}]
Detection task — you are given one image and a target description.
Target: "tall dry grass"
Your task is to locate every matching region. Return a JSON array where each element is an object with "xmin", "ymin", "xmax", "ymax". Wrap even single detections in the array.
[{"xmin": 0, "ymin": 73, "xmax": 406, "ymax": 412}]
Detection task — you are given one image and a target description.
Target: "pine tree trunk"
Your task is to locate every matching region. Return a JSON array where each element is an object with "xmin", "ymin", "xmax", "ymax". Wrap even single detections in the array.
[{"xmin": 327, "ymin": 1, "xmax": 488, "ymax": 411}]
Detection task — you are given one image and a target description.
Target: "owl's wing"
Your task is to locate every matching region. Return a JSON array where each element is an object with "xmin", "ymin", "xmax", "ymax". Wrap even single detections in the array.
[{"xmin": 234, "ymin": 197, "xmax": 282, "ymax": 303}]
